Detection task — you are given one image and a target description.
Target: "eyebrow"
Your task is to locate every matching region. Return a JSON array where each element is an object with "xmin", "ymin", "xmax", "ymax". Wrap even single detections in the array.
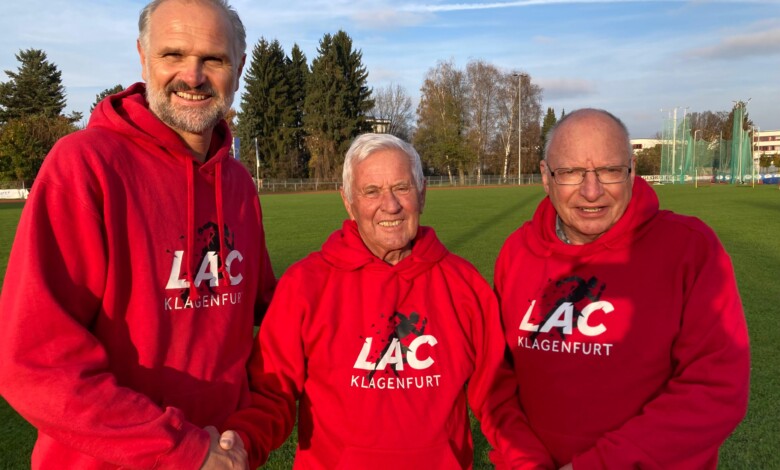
[{"xmin": 155, "ymin": 45, "xmax": 231, "ymax": 60}]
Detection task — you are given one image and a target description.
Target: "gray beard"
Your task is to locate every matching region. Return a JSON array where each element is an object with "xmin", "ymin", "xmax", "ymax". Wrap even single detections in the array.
[{"xmin": 146, "ymin": 84, "xmax": 233, "ymax": 134}]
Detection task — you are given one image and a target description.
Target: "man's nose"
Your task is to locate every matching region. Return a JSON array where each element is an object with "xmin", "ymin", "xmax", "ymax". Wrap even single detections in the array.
[
  {"xmin": 380, "ymin": 190, "xmax": 402, "ymax": 212},
  {"xmin": 179, "ymin": 58, "xmax": 205, "ymax": 87},
  {"xmin": 579, "ymin": 170, "xmax": 604, "ymax": 200}
]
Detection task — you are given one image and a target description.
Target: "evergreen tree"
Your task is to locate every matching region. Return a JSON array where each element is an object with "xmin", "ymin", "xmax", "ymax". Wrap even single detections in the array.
[
  {"xmin": 304, "ymin": 31, "xmax": 373, "ymax": 179},
  {"xmin": 0, "ymin": 49, "xmax": 67, "ymax": 124},
  {"xmin": 541, "ymin": 107, "xmax": 557, "ymax": 154},
  {"xmin": 91, "ymin": 84, "xmax": 124, "ymax": 113},
  {"xmin": 236, "ymin": 38, "xmax": 296, "ymax": 178},
  {"xmin": 286, "ymin": 44, "xmax": 309, "ymax": 178}
]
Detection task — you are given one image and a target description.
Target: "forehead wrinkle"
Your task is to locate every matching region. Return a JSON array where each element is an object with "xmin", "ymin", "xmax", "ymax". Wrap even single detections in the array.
[{"xmin": 148, "ymin": 1, "xmax": 237, "ymax": 59}]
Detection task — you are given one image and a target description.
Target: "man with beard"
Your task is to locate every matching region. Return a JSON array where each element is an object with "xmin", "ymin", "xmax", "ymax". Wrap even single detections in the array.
[{"xmin": 0, "ymin": 1, "xmax": 275, "ymax": 468}]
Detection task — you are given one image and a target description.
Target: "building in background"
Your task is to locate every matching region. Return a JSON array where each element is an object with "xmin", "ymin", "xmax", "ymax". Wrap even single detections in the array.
[
  {"xmin": 631, "ymin": 138, "xmax": 661, "ymax": 155},
  {"xmin": 753, "ymin": 129, "xmax": 780, "ymax": 160}
]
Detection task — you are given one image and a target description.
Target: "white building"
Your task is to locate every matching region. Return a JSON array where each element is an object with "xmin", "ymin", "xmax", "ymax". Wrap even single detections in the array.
[
  {"xmin": 753, "ymin": 129, "xmax": 780, "ymax": 160},
  {"xmin": 631, "ymin": 138, "xmax": 661, "ymax": 154}
]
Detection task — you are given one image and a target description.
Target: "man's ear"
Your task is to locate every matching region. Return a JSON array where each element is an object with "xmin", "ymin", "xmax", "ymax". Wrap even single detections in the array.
[
  {"xmin": 340, "ymin": 188, "xmax": 355, "ymax": 220},
  {"xmin": 540, "ymin": 160, "xmax": 551, "ymax": 195},
  {"xmin": 419, "ymin": 180, "xmax": 427, "ymax": 214},
  {"xmin": 235, "ymin": 53, "xmax": 246, "ymax": 91}
]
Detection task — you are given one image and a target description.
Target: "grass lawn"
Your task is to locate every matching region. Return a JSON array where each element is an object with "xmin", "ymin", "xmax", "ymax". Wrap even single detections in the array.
[{"xmin": 0, "ymin": 183, "xmax": 778, "ymax": 468}]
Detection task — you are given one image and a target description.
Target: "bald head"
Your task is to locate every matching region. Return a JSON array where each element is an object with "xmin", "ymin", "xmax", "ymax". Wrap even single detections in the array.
[
  {"xmin": 544, "ymin": 108, "xmax": 632, "ymax": 164},
  {"xmin": 540, "ymin": 108, "xmax": 636, "ymax": 245}
]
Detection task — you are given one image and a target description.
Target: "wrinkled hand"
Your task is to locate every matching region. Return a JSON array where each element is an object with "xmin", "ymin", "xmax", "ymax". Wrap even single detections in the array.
[
  {"xmin": 559, "ymin": 463, "xmax": 573, "ymax": 470},
  {"xmin": 200, "ymin": 425, "xmax": 248, "ymax": 469}
]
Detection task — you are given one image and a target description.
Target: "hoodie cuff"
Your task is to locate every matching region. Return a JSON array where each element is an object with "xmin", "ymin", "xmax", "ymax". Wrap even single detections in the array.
[{"xmin": 154, "ymin": 421, "xmax": 210, "ymax": 470}]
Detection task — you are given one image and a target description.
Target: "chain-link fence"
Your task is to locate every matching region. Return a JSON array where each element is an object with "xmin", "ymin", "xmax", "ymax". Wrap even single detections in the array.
[{"xmin": 252, "ymin": 174, "xmax": 544, "ymax": 193}]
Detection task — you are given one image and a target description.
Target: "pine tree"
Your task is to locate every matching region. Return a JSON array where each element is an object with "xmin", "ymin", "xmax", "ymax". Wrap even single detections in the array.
[
  {"xmin": 541, "ymin": 107, "xmax": 557, "ymax": 155},
  {"xmin": 236, "ymin": 39, "xmax": 296, "ymax": 178},
  {"xmin": 286, "ymin": 44, "xmax": 309, "ymax": 177},
  {"xmin": 0, "ymin": 49, "xmax": 67, "ymax": 124},
  {"xmin": 91, "ymin": 84, "xmax": 124, "ymax": 113},
  {"xmin": 304, "ymin": 31, "xmax": 373, "ymax": 179}
]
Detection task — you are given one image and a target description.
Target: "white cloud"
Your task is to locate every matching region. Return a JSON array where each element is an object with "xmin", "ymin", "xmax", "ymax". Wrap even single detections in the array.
[
  {"xmin": 685, "ymin": 26, "xmax": 780, "ymax": 60},
  {"xmin": 537, "ymin": 78, "xmax": 597, "ymax": 99},
  {"xmin": 351, "ymin": 9, "xmax": 432, "ymax": 30},
  {"xmin": 532, "ymin": 35, "xmax": 557, "ymax": 45},
  {"xmin": 401, "ymin": 0, "xmax": 664, "ymax": 13}
]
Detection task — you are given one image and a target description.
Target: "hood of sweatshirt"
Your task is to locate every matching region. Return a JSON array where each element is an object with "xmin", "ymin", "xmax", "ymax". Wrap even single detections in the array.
[
  {"xmin": 321, "ymin": 220, "xmax": 450, "ymax": 281},
  {"xmin": 89, "ymin": 82, "xmax": 235, "ymax": 299},
  {"xmin": 523, "ymin": 176, "xmax": 662, "ymax": 260}
]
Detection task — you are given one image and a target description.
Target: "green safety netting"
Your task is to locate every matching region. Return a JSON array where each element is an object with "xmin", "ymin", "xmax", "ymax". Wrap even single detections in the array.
[{"xmin": 659, "ymin": 107, "xmax": 753, "ymax": 185}]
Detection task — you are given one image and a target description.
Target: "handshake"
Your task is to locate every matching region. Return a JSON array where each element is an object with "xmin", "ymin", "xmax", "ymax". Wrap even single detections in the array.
[{"xmin": 200, "ymin": 426, "xmax": 249, "ymax": 470}]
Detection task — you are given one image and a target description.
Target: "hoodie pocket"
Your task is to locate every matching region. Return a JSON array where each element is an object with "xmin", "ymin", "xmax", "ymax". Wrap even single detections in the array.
[{"xmin": 336, "ymin": 442, "xmax": 463, "ymax": 469}]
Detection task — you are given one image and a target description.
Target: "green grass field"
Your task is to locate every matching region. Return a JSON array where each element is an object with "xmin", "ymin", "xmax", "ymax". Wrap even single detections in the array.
[{"xmin": 1, "ymin": 183, "xmax": 778, "ymax": 468}]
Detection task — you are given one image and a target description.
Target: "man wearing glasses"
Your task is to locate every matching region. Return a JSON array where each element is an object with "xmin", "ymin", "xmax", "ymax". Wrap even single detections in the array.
[{"xmin": 493, "ymin": 109, "xmax": 749, "ymax": 469}]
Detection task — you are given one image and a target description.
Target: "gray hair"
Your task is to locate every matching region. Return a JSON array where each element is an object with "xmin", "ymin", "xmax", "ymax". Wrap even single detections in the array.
[
  {"xmin": 138, "ymin": 0, "xmax": 247, "ymax": 60},
  {"xmin": 343, "ymin": 133, "xmax": 425, "ymax": 203},
  {"xmin": 543, "ymin": 108, "xmax": 632, "ymax": 162}
]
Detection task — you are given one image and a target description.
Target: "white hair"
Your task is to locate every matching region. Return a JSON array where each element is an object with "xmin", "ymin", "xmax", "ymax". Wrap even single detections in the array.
[{"xmin": 342, "ymin": 133, "xmax": 425, "ymax": 203}]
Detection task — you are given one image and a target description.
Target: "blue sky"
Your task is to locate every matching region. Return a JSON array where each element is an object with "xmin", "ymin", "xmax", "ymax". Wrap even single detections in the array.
[{"xmin": 1, "ymin": 0, "xmax": 778, "ymax": 138}]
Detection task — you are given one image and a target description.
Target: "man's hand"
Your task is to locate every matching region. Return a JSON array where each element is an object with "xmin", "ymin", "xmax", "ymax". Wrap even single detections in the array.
[
  {"xmin": 559, "ymin": 463, "xmax": 573, "ymax": 470},
  {"xmin": 200, "ymin": 426, "xmax": 248, "ymax": 469}
]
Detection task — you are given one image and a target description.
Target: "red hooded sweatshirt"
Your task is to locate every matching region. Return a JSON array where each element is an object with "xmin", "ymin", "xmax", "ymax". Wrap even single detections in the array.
[
  {"xmin": 0, "ymin": 83, "xmax": 276, "ymax": 469},
  {"xmin": 494, "ymin": 177, "xmax": 750, "ymax": 469},
  {"xmin": 224, "ymin": 220, "xmax": 553, "ymax": 469}
]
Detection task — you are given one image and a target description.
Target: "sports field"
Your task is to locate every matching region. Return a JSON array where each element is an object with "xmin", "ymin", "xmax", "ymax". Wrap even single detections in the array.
[{"xmin": 1, "ymin": 183, "xmax": 778, "ymax": 468}]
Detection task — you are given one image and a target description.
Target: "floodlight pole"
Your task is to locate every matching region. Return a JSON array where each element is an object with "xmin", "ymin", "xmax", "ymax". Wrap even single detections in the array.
[
  {"xmin": 513, "ymin": 72, "xmax": 524, "ymax": 185},
  {"xmin": 254, "ymin": 137, "xmax": 261, "ymax": 192},
  {"xmin": 732, "ymin": 98, "xmax": 752, "ymax": 184},
  {"xmin": 681, "ymin": 107, "xmax": 689, "ymax": 184},
  {"xmin": 751, "ymin": 125, "xmax": 756, "ymax": 188},
  {"xmin": 671, "ymin": 108, "xmax": 677, "ymax": 184},
  {"xmin": 693, "ymin": 129, "xmax": 702, "ymax": 188}
]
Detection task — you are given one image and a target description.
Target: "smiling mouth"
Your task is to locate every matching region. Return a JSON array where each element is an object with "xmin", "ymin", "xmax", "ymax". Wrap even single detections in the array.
[
  {"xmin": 174, "ymin": 91, "xmax": 209, "ymax": 101},
  {"xmin": 378, "ymin": 220, "xmax": 402, "ymax": 227},
  {"xmin": 579, "ymin": 207, "xmax": 604, "ymax": 213}
]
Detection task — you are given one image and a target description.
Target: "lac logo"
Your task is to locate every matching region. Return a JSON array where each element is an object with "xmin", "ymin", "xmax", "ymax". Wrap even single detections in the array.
[
  {"xmin": 164, "ymin": 221, "xmax": 245, "ymax": 310},
  {"xmin": 518, "ymin": 276, "xmax": 616, "ymax": 356},
  {"xmin": 350, "ymin": 311, "xmax": 442, "ymax": 390}
]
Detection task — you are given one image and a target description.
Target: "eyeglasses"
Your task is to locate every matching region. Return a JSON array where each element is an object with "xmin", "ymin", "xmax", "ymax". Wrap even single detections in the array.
[{"xmin": 548, "ymin": 166, "xmax": 631, "ymax": 185}]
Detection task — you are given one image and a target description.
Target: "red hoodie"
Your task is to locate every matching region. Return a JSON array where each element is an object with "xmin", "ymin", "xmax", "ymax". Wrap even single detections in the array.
[
  {"xmin": 224, "ymin": 220, "xmax": 553, "ymax": 469},
  {"xmin": 0, "ymin": 83, "xmax": 276, "ymax": 469},
  {"xmin": 494, "ymin": 177, "xmax": 750, "ymax": 469}
]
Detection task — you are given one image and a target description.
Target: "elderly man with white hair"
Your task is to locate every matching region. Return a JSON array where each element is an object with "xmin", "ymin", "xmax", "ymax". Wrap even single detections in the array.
[{"xmin": 223, "ymin": 133, "xmax": 552, "ymax": 469}]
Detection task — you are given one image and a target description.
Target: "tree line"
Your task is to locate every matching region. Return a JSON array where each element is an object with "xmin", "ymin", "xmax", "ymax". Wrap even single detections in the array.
[{"xmin": 0, "ymin": 32, "xmax": 763, "ymax": 185}]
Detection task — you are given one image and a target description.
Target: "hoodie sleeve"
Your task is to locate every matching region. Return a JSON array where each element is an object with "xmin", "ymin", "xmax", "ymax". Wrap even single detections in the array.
[
  {"xmin": 459, "ymin": 261, "xmax": 555, "ymax": 470},
  {"xmin": 571, "ymin": 225, "xmax": 750, "ymax": 469},
  {"xmin": 223, "ymin": 268, "xmax": 303, "ymax": 469},
  {"xmin": 0, "ymin": 146, "xmax": 209, "ymax": 469},
  {"xmin": 253, "ymin": 196, "xmax": 277, "ymax": 325}
]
